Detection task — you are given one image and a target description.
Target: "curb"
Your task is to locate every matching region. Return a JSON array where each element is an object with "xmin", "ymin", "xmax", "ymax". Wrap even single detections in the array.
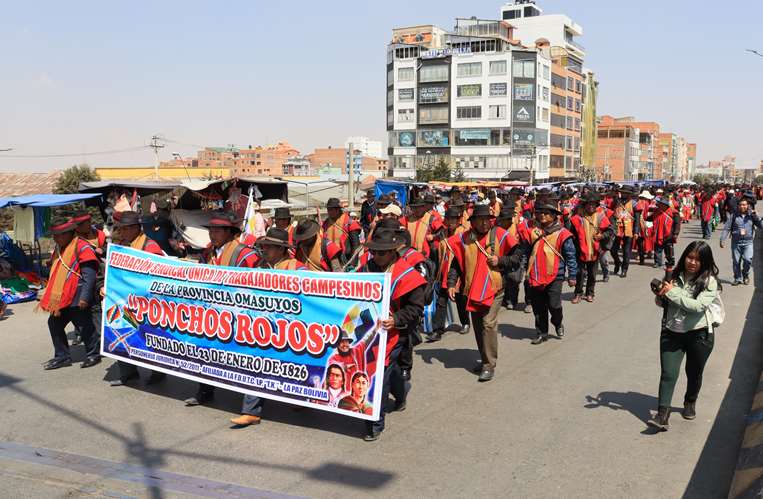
[{"xmin": 729, "ymin": 371, "xmax": 763, "ymax": 498}]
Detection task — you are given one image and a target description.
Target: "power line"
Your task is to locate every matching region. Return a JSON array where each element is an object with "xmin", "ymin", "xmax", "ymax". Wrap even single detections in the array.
[
  {"xmin": 746, "ymin": 49, "xmax": 763, "ymax": 58},
  {"xmin": 0, "ymin": 145, "xmax": 149, "ymax": 159}
]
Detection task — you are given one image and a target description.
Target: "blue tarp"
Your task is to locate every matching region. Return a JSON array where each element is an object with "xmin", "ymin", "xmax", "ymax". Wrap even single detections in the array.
[
  {"xmin": 0, "ymin": 193, "xmax": 101, "ymax": 209},
  {"xmin": 375, "ymin": 180, "xmax": 409, "ymax": 206}
]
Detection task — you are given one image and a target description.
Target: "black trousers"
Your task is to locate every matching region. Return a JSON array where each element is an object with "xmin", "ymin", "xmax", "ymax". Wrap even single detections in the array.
[
  {"xmin": 528, "ymin": 279, "xmax": 564, "ymax": 335},
  {"xmin": 367, "ymin": 341, "xmax": 406, "ymax": 434},
  {"xmin": 611, "ymin": 236, "xmax": 633, "ymax": 272},
  {"xmin": 398, "ymin": 333, "xmax": 414, "ymax": 371},
  {"xmin": 574, "ymin": 260, "xmax": 597, "ymax": 297},
  {"xmin": 432, "ymin": 287, "xmax": 469, "ymax": 333},
  {"xmin": 658, "ymin": 328, "xmax": 714, "ymax": 407},
  {"xmin": 637, "ymin": 237, "xmax": 648, "ymax": 264},
  {"xmin": 654, "ymin": 242, "xmax": 675, "ymax": 270},
  {"xmin": 48, "ymin": 306, "xmax": 98, "ymax": 361}
]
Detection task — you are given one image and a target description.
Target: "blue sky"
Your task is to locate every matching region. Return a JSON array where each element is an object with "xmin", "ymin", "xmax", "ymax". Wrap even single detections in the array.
[{"xmin": 1, "ymin": 0, "xmax": 761, "ymax": 171}]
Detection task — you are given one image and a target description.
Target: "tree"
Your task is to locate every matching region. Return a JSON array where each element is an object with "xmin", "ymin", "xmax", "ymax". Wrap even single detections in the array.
[
  {"xmin": 451, "ymin": 160, "xmax": 466, "ymax": 182},
  {"xmin": 55, "ymin": 164, "xmax": 100, "ymax": 194},
  {"xmin": 416, "ymin": 156, "xmax": 452, "ymax": 183}
]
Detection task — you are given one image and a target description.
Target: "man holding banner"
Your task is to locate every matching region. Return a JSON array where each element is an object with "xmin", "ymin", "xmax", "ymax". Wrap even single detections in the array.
[
  {"xmin": 185, "ymin": 212, "xmax": 260, "ymax": 407},
  {"xmin": 358, "ymin": 228, "xmax": 426, "ymax": 441}
]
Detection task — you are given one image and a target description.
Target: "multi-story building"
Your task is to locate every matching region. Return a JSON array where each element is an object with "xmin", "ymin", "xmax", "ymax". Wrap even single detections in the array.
[
  {"xmin": 580, "ymin": 70, "xmax": 598, "ymax": 178},
  {"xmin": 306, "ymin": 147, "xmax": 387, "ymax": 175},
  {"xmin": 687, "ymin": 143, "xmax": 697, "ymax": 179},
  {"xmin": 595, "ymin": 116, "xmax": 640, "ymax": 181},
  {"xmin": 658, "ymin": 133, "xmax": 679, "ymax": 182},
  {"xmin": 345, "ymin": 137, "xmax": 384, "ymax": 160},
  {"xmin": 501, "ymin": 1, "xmax": 586, "ymax": 180},
  {"xmin": 387, "ymin": 17, "xmax": 552, "ymax": 181},
  {"xmin": 281, "ymin": 156, "xmax": 312, "ymax": 176}
]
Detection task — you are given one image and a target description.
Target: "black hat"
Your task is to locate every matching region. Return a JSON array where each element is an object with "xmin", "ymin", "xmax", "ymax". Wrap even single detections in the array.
[
  {"xmin": 274, "ymin": 207, "xmax": 291, "ymax": 219},
  {"xmin": 469, "ymin": 204, "xmax": 496, "ymax": 221},
  {"xmin": 743, "ymin": 191, "xmax": 756, "ymax": 200},
  {"xmin": 423, "ymin": 192, "xmax": 436, "ymax": 204},
  {"xmin": 496, "ymin": 205, "xmax": 516, "ymax": 220},
  {"xmin": 293, "ymin": 219, "xmax": 321, "ymax": 242},
  {"xmin": 535, "ymin": 203, "xmax": 562, "ymax": 215},
  {"xmin": 376, "ymin": 195, "xmax": 391, "ymax": 208},
  {"xmin": 408, "ymin": 197, "xmax": 426, "ymax": 207},
  {"xmin": 581, "ymin": 192, "xmax": 601, "ymax": 204},
  {"xmin": 655, "ymin": 196, "xmax": 672, "ymax": 207},
  {"xmin": 444, "ymin": 206, "xmax": 462, "ymax": 219},
  {"xmin": 449, "ymin": 197, "xmax": 465, "ymax": 208},
  {"xmin": 377, "ymin": 218, "xmax": 402, "ymax": 231},
  {"xmin": 364, "ymin": 229, "xmax": 403, "ymax": 251},
  {"xmin": 619, "ymin": 185, "xmax": 638, "ymax": 196},
  {"xmin": 338, "ymin": 330, "xmax": 354, "ymax": 342},
  {"xmin": 201, "ymin": 212, "xmax": 241, "ymax": 229},
  {"xmin": 257, "ymin": 227, "xmax": 292, "ymax": 248},
  {"xmin": 510, "ymin": 187, "xmax": 524, "ymax": 195},
  {"xmin": 326, "ymin": 198, "xmax": 342, "ymax": 209},
  {"xmin": 114, "ymin": 211, "xmax": 143, "ymax": 227}
]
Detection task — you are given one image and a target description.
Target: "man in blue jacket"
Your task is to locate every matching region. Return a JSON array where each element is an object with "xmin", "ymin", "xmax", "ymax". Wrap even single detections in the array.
[{"xmin": 720, "ymin": 193, "xmax": 763, "ymax": 285}]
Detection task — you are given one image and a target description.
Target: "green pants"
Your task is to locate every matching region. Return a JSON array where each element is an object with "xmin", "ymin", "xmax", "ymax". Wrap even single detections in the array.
[{"xmin": 658, "ymin": 328, "xmax": 714, "ymax": 407}]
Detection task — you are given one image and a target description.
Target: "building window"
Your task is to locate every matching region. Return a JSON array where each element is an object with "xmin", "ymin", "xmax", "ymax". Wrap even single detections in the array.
[
  {"xmin": 456, "ymin": 106, "xmax": 482, "ymax": 120},
  {"xmin": 543, "ymin": 65, "xmax": 550, "ymax": 79},
  {"xmin": 550, "ymin": 134, "xmax": 565, "ymax": 148},
  {"xmin": 457, "ymin": 62, "xmax": 482, "ymax": 77},
  {"xmin": 387, "ymin": 110, "xmax": 393, "ymax": 127},
  {"xmin": 489, "ymin": 82, "xmax": 507, "ymax": 96},
  {"xmin": 398, "ymin": 88, "xmax": 414, "ymax": 101},
  {"xmin": 387, "ymin": 89, "xmax": 394, "ymax": 106},
  {"xmin": 514, "ymin": 83, "xmax": 534, "ymax": 100},
  {"xmin": 576, "ymin": 80, "xmax": 583, "ymax": 93},
  {"xmin": 398, "ymin": 108, "xmax": 414, "ymax": 122},
  {"xmin": 418, "ymin": 129, "xmax": 450, "ymax": 147},
  {"xmin": 398, "ymin": 67, "xmax": 414, "ymax": 82},
  {"xmin": 566, "ymin": 116, "xmax": 574, "ymax": 130},
  {"xmin": 551, "ymin": 73, "xmax": 566, "ymax": 89},
  {"xmin": 550, "ymin": 113, "xmax": 565, "ymax": 128},
  {"xmin": 512, "ymin": 59, "xmax": 535, "ymax": 78},
  {"xmin": 419, "ymin": 86, "xmax": 449, "ymax": 104},
  {"xmin": 567, "ymin": 96, "xmax": 574, "ymax": 110},
  {"xmin": 542, "ymin": 86, "xmax": 549, "ymax": 101},
  {"xmin": 541, "ymin": 108, "xmax": 550, "ymax": 123},
  {"xmin": 567, "ymin": 76, "xmax": 575, "ymax": 90},
  {"xmin": 575, "ymin": 99, "xmax": 581, "ymax": 112},
  {"xmin": 489, "ymin": 105, "xmax": 507, "ymax": 119},
  {"xmin": 489, "ymin": 60, "xmax": 507, "ymax": 75},
  {"xmin": 387, "ymin": 70, "xmax": 393, "ymax": 86},
  {"xmin": 418, "ymin": 106, "xmax": 449, "ymax": 124},
  {"xmin": 419, "ymin": 65, "xmax": 449, "ymax": 83},
  {"xmin": 457, "ymin": 84, "xmax": 482, "ymax": 97},
  {"xmin": 454, "ymin": 129, "xmax": 491, "ymax": 146}
]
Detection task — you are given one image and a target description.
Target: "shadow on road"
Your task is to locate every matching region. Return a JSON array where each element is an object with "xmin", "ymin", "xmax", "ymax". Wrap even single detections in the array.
[
  {"xmin": 498, "ymin": 323, "xmax": 539, "ymax": 341},
  {"xmin": 681, "ymin": 232, "xmax": 763, "ymax": 498},
  {"xmin": 0, "ymin": 379, "xmax": 396, "ymax": 497},
  {"xmin": 416, "ymin": 348, "xmax": 478, "ymax": 373},
  {"xmin": 583, "ymin": 391, "xmax": 682, "ymax": 426}
]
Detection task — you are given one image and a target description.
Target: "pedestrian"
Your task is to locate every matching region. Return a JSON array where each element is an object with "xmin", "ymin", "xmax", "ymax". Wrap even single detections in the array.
[
  {"xmin": 720, "ymin": 194, "xmax": 762, "ymax": 286},
  {"xmin": 39, "ymin": 221, "xmax": 100, "ymax": 370},
  {"xmin": 525, "ymin": 204, "xmax": 577, "ymax": 345},
  {"xmin": 699, "ymin": 191, "xmax": 715, "ymax": 239},
  {"xmin": 648, "ymin": 241, "xmax": 721, "ymax": 431},
  {"xmin": 108, "ymin": 211, "xmax": 167, "ymax": 387},
  {"xmin": 323, "ymin": 197, "xmax": 362, "ymax": 261},
  {"xmin": 294, "ymin": 219, "xmax": 344, "ymax": 272},
  {"xmin": 358, "ymin": 228, "xmax": 426, "ymax": 441},
  {"xmin": 635, "ymin": 190, "xmax": 655, "ymax": 265},
  {"xmin": 650, "ymin": 197, "xmax": 682, "ymax": 277},
  {"xmin": 569, "ymin": 193, "xmax": 614, "ymax": 303},
  {"xmin": 611, "ymin": 186, "xmax": 640, "ymax": 278},
  {"xmin": 447, "ymin": 204, "xmax": 521, "ymax": 381},
  {"xmin": 185, "ymin": 212, "xmax": 260, "ymax": 407},
  {"xmin": 360, "ymin": 190, "xmax": 377, "ymax": 240},
  {"xmin": 495, "ymin": 205, "xmax": 524, "ymax": 310}
]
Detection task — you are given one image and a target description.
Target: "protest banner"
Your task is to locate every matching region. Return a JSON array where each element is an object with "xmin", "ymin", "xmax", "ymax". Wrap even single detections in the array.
[{"xmin": 101, "ymin": 245, "xmax": 391, "ymax": 420}]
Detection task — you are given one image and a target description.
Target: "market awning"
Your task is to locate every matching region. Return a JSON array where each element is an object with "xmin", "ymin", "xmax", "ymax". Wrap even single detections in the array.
[{"xmin": 0, "ymin": 193, "xmax": 101, "ymax": 209}]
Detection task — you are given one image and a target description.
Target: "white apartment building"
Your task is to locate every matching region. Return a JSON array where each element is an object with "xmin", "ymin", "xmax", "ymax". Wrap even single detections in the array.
[
  {"xmin": 500, "ymin": 1, "xmax": 585, "ymax": 61},
  {"xmin": 387, "ymin": 18, "xmax": 551, "ymax": 181},
  {"xmin": 345, "ymin": 136, "xmax": 383, "ymax": 160}
]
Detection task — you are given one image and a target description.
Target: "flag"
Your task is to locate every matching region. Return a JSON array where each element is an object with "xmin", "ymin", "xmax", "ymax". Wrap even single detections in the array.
[{"xmin": 241, "ymin": 187, "xmax": 257, "ymax": 242}]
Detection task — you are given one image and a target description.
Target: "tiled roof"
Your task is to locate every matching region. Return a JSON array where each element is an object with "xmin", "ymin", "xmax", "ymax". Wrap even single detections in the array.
[{"xmin": 0, "ymin": 171, "xmax": 62, "ymax": 198}]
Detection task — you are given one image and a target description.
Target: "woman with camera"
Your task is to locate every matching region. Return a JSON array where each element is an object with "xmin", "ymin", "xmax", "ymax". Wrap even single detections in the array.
[{"xmin": 648, "ymin": 240, "xmax": 721, "ymax": 431}]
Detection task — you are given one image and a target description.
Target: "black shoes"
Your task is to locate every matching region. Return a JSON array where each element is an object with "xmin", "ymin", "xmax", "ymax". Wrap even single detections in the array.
[
  {"xmin": 426, "ymin": 331, "xmax": 443, "ymax": 342},
  {"xmin": 185, "ymin": 390, "xmax": 214, "ymax": 406},
  {"xmin": 556, "ymin": 325, "xmax": 565, "ymax": 338},
  {"xmin": 620, "ymin": 269, "xmax": 627, "ymax": 278},
  {"xmin": 80, "ymin": 356, "xmax": 101, "ymax": 368},
  {"xmin": 682, "ymin": 401, "xmax": 696, "ymax": 420},
  {"xmin": 394, "ymin": 399, "xmax": 407, "ymax": 412},
  {"xmin": 613, "ymin": 264, "xmax": 621, "ymax": 275},
  {"xmin": 364, "ymin": 431, "xmax": 381, "ymax": 442},
  {"xmin": 478, "ymin": 368, "xmax": 494, "ymax": 382},
  {"xmin": 459, "ymin": 324, "xmax": 470, "ymax": 335},
  {"xmin": 531, "ymin": 334, "xmax": 547, "ymax": 345},
  {"xmin": 401, "ymin": 369, "xmax": 411, "ymax": 381},
  {"xmin": 513, "ymin": 303, "xmax": 524, "ymax": 311},
  {"xmin": 110, "ymin": 372, "xmax": 139, "ymax": 387},
  {"xmin": 602, "ymin": 274, "xmax": 610, "ymax": 283},
  {"xmin": 43, "ymin": 358, "xmax": 72, "ymax": 370},
  {"xmin": 647, "ymin": 406, "xmax": 670, "ymax": 431}
]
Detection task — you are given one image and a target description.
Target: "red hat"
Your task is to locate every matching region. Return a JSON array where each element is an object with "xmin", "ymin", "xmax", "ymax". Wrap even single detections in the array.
[
  {"xmin": 70, "ymin": 213, "xmax": 92, "ymax": 224},
  {"xmin": 50, "ymin": 221, "xmax": 76, "ymax": 235},
  {"xmin": 202, "ymin": 212, "xmax": 241, "ymax": 229}
]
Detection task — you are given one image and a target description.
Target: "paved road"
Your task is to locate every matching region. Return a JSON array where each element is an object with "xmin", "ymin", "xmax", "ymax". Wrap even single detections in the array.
[{"xmin": 1, "ymin": 220, "xmax": 761, "ymax": 498}]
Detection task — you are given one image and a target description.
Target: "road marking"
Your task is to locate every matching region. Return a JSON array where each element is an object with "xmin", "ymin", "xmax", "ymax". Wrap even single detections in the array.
[{"xmin": 0, "ymin": 440, "xmax": 304, "ymax": 499}]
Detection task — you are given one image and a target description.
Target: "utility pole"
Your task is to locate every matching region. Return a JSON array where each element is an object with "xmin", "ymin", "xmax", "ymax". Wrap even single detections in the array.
[
  {"xmin": 149, "ymin": 135, "xmax": 165, "ymax": 180},
  {"xmin": 0, "ymin": 148, "xmax": 12, "ymax": 152},
  {"xmin": 347, "ymin": 142, "xmax": 355, "ymax": 211}
]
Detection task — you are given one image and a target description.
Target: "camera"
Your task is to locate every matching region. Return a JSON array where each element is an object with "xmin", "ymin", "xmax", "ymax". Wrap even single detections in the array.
[{"xmin": 650, "ymin": 278, "xmax": 664, "ymax": 293}]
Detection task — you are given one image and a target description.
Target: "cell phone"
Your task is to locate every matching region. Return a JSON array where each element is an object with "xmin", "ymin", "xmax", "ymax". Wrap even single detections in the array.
[{"xmin": 650, "ymin": 278, "xmax": 663, "ymax": 293}]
